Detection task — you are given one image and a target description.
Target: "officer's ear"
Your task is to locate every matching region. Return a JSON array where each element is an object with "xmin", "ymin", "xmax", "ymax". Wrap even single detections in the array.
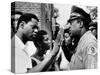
[
  {"xmin": 79, "ymin": 21, "xmax": 83, "ymax": 28},
  {"xmin": 77, "ymin": 19, "xmax": 83, "ymax": 28},
  {"xmin": 19, "ymin": 21, "xmax": 26, "ymax": 29}
]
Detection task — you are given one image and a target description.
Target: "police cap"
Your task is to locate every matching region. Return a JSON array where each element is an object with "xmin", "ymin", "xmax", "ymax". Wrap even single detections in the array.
[{"xmin": 68, "ymin": 6, "xmax": 91, "ymax": 26}]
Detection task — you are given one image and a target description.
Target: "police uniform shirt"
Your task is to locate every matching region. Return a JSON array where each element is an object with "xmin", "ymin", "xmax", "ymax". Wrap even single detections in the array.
[{"xmin": 69, "ymin": 31, "xmax": 97, "ymax": 70}]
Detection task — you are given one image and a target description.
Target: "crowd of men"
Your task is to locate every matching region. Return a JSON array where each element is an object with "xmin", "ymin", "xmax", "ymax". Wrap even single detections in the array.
[{"xmin": 11, "ymin": 5, "xmax": 97, "ymax": 73}]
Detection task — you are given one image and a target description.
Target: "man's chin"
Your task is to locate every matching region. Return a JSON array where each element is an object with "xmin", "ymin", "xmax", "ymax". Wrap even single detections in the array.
[
  {"xmin": 32, "ymin": 35, "xmax": 37, "ymax": 38},
  {"xmin": 28, "ymin": 37, "xmax": 34, "ymax": 41}
]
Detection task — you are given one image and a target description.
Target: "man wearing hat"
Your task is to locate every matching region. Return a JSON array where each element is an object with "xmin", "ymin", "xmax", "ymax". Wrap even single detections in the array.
[{"xmin": 67, "ymin": 6, "xmax": 97, "ymax": 69}]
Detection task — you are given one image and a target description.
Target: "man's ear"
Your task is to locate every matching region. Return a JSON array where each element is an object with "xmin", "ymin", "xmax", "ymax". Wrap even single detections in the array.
[
  {"xmin": 79, "ymin": 21, "xmax": 83, "ymax": 28},
  {"xmin": 19, "ymin": 21, "xmax": 25, "ymax": 29}
]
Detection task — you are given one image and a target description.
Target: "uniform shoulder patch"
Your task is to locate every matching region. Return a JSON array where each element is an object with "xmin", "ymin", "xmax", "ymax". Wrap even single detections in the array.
[{"xmin": 87, "ymin": 43, "xmax": 97, "ymax": 56}]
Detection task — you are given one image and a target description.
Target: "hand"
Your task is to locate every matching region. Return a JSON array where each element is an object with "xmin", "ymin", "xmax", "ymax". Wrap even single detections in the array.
[
  {"xmin": 52, "ymin": 28, "xmax": 63, "ymax": 55},
  {"xmin": 54, "ymin": 27, "xmax": 64, "ymax": 46},
  {"xmin": 65, "ymin": 36, "xmax": 72, "ymax": 46},
  {"xmin": 54, "ymin": 61, "xmax": 60, "ymax": 71}
]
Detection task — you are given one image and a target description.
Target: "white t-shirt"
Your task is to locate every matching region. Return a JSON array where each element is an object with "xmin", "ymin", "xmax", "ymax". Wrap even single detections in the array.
[
  {"xmin": 24, "ymin": 41, "xmax": 37, "ymax": 57},
  {"xmin": 13, "ymin": 35, "xmax": 32, "ymax": 73}
]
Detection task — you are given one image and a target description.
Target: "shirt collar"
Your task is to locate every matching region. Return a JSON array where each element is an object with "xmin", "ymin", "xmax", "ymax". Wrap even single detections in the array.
[
  {"xmin": 78, "ymin": 31, "xmax": 96, "ymax": 45},
  {"xmin": 15, "ymin": 34, "xmax": 25, "ymax": 50}
]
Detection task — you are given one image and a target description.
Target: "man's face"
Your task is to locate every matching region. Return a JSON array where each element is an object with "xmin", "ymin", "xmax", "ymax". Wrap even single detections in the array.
[
  {"xmin": 68, "ymin": 19, "xmax": 80, "ymax": 38},
  {"xmin": 23, "ymin": 18, "xmax": 38, "ymax": 40}
]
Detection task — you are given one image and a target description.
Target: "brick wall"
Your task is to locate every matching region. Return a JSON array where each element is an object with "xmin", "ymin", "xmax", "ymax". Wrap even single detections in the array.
[
  {"xmin": 12, "ymin": 1, "xmax": 41, "ymax": 28},
  {"xmin": 11, "ymin": 1, "xmax": 53, "ymax": 40}
]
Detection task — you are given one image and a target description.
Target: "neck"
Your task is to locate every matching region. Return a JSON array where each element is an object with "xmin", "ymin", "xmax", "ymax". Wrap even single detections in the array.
[
  {"xmin": 80, "ymin": 27, "xmax": 87, "ymax": 38},
  {"xmin": 72, "ymin": 27, "xmax": 87, "ymax": 47},
  {"xmin": 16, "ymin": 31, "xmax": 28, "ymax": 44}
]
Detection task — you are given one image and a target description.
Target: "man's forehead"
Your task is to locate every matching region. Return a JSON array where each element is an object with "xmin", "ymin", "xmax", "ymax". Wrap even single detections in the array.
[
  {"xmin": 31, "ymin": 18, "xmax": 38, "ymax": 23},
  {"xmin": 27, "ymin": 18, "xmax": 38, "ymax": 28},
  {"xmin": 69, "ymin": 19, "xmax": 78, "ymax": 23}
]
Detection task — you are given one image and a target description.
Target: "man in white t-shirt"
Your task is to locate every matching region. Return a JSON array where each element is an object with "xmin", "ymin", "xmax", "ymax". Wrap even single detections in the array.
[
  {"xmin": 11, "ymin": 13, "xmax": 39, "ymax": 73},
  {"xmin": 11, "ymin": 13, "xmax": 62, "ymax": 73}
]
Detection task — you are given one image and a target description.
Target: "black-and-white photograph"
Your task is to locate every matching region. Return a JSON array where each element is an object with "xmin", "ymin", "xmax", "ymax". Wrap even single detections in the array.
[{"xmin": 11, "ymin": 1, "xmax": 97, "ymax": 74}]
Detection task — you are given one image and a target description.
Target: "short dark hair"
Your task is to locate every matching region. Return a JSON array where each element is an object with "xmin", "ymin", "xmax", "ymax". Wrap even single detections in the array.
[
  {"xmin": 17, "ymin": 13, "xmax": 39, "ymax": 30},
  {"xmin": 33, "ymin": 30, "xmax": 48, "ymax": 50},
  {"xmin": 36, "ymin": 30, "xmax": 47, "ymax": 42}
]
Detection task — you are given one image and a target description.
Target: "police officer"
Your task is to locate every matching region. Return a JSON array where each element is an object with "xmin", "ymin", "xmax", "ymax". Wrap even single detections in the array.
[{"xmin": 67, "ymin": 6, "xmax": 97, "ymax": 69}]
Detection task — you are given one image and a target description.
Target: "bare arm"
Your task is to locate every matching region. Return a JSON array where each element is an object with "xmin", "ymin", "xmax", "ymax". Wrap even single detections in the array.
[{"xmin": 27, "ymin": 29, "xmax": 62, "ymax": 72}]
